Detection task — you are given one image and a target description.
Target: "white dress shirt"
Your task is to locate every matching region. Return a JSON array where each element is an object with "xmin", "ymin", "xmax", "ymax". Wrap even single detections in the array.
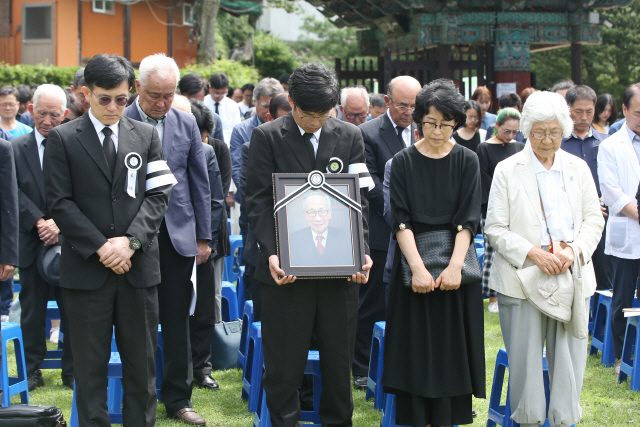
[
  {"xmin": 626, "ymin": 125, "xmax": 640, "ymax": 166},
  {"xmin": 386, "ymin": 110, "xmax": 411, "ymax": 147},
  {"xmin": 297, "ymin": 124, "xmax": 322, "ymax": 157},
  {"xmin": 204, "ymin": 95, "xmax": 241, "ymax": 145},
  {"xmin": 34, "ymin": 129, "xmax": 46, "ymax": 169},
  {"xmin": 238, "ymin": 101, "xmax": 251, "ymax": 116},
  {"xmin": 88, "ymin": 109, "xmax": 119, "ymax": 151},
  {"xmin": 311, "ymin": 228, "xmax": 329, "ymax": 252},
  {"xmin": 530, "ymin": 143, "xmax": 574, "ymax": 246}
]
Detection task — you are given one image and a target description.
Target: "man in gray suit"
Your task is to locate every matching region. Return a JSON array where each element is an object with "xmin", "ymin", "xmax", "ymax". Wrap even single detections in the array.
[{"xmin": 124, "ymin": 53, "xmax": 211, "ymax": 426}]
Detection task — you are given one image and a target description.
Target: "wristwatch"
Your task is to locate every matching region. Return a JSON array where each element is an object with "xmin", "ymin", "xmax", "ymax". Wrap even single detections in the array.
[
  {"xmin": 599, "ymin": 200, "xmax": 606, "ymax": 207},
  {"xmin": 128, "ymin": 236, "xmax": 142, "ymax": 250}
]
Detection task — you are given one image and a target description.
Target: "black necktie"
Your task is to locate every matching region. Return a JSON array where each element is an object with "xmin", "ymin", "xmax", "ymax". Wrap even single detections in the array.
[
  {"xmin": 397, "ymin": 126, "xmax": 406, "ymax": 147},
  {"xmin": 215, "ymin": 102, "xmax": 220, "ymax": 115},
  {"xmin": 41, "ymin": 138, "xmax": 47, "ymax": 148},
  {"xmin": 303, "ymin": 133, "xmax": 316, "ymax": 167},
  {"xmin": 102, "ymin": 127, "xmax": 116, "ymax": 178}
]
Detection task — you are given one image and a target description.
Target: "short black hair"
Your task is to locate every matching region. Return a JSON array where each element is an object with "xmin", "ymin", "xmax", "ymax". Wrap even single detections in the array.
[
  {"xmin": 551, "ymin": 79, "xmax": 574, "ymax": 93},
  {"xmin": 241, "ymin": 83, "xmax": 255, "ymax": 92},
  {"xmin": 623, "ymin": 84, "xmax": 640, "ymax": 109},
  {"xmin": 179, "ymin": 73, "xmax": 208, "ymax": 96},
  {"xmin": 565, "ymin": 85, "xmax": 597, "ymax": 107},
  {"xmin": 595, "ymin": 93, "xmax": 617, "ymax": 126},
  {"xmin": 73, "ymin": 68, "xmax": 86, "ymax": 89},
  {"xmin": 412, "ymin": 79, "xmax": 466, "ymax": 137},
  {"xmin": 0, "ymin": 85, "xmax": 19, "ymax": 100},
  {"xmin": 84, "ymin": 54, "xmax": 135, "ymax": 90},
  {"xmin": 189, "ymin": 98, "xmax": 214, "ymax": 135},
  {"xmin": 209, "ymin": 73, "xmax": 229, "ymax": 90},
  {"xmin": 269, "ymin": 92, "xmax": 292, "ymax": 119},
  {"xmin": 498, "ymin": 92, "xmax": 521, "ymax": 110},
  {"xmin": 464, "ymin": 100, "xmax": 482, "ymax": 129},
  {"xmin": 288, "ymin": 63, "xmax": 339, "ymax": 114},
  {"xmin": 279, "ymin": 73, "xmax": 291, "ymax": 85},
  {"xmin": 16, "ymin": 84, "xmax": 33, "ymax": 103},
  {"xmin": 369, "ymin": 93, "xmax": 385, "ymax": 108}
]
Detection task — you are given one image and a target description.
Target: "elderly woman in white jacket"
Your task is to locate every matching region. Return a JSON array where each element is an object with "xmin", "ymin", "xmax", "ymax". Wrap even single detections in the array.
[{"xmin": 485, "ymin": 91, "xmax": 604, "ymax": 427}]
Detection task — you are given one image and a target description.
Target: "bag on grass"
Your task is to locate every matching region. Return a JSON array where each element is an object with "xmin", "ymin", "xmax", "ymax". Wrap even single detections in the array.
[{"xmin": 0, "ymin": 404, "xmax": 66, "ymax": 426}]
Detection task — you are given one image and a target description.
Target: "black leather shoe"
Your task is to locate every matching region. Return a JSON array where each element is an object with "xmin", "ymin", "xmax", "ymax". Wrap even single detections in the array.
[
  {"xmin": 194, "ymin": 374, "xmax": 219, "ymax": 391},
  {"xmin": 353, "ymin": 376, "xmax": 367, "ymax": 390},
  {"xmin": 62, "ymin": 376, "xmax": 74, "ymax": 390},
  {"xmin": 27, "ymin": 369, "xmax": 44, "ymax": 391}
]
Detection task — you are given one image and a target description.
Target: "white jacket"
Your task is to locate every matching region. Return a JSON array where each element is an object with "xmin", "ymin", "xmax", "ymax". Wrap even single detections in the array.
[
  {"xmin": 597, "ymin": 123, "xmax": 640, "ymax": 259},
  {"xmin": 485, "ymin": 147, "xmax": 604, "ymax": 299}
]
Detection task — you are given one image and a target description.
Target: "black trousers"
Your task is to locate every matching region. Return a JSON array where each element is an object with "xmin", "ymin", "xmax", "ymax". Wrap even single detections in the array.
[
  {"xmin": 190, "ymin": 256, "xmax": 217, "ymax": 377},
  {"xmin": 158, "ymin": 221, "xmax": 196, "ymax": 413},
  {"xmin": 610, "ymin": 256, "xmax": 640, "ymax": 358},
  {"xmin": 19, "ymin": 263, "xmax": 73, "ymax": 379},
  {"xmin": 261, "ymin": 280, "xmax": 358, "ymax": 427},
  {"xmin": 63, "ymin": 273, "xmax": 158, "ymax": 427},
  {"xmin": 352, "ymin": 249, "xmax": 387, "ymax": 377},
  {"xmin": 245, "ymin": 264, "xmax": 261, "ymax": 321},
  {"xmin": 592, "ymin": 229, "xmax": 613, "ymax": 291}
]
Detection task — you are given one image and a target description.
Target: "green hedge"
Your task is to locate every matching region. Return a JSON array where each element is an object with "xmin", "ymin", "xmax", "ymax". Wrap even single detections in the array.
[{"xmin": 0, "ymin": 59, "xmax": 260, "ymax": 89}]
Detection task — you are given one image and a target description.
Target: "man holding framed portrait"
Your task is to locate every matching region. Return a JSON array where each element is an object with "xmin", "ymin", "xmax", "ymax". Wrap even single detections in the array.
[{"xmin": 245, "ymin": 62, "xmax": 373, "ymax": 427}]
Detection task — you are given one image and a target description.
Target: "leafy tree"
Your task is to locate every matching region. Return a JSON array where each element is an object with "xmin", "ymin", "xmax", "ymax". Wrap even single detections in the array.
[
  {"xmin": 246, "ymin": 31, "xmax": 299, "ymax": 78},
  {"xmin": 216, "ymin": 11, "xmax": 253, "ymax": 57}
]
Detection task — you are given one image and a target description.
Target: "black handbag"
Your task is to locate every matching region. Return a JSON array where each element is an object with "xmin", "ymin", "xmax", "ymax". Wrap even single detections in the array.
[
  {"xmin": 400, "ymin": 229, "xmax": 482, "ymax": 288},
  {"xmin": 209, "ymin": 319, "xmax": 242, "ymax": 371},
  {"xmin": 0, "ymin": 405, "xmax": 66, "ymax": 426}
]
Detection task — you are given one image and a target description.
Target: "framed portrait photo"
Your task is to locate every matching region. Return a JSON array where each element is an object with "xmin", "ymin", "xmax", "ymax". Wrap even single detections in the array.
[{"xmin": 273, "ymin": 171, "xmax": 366, "ymax": 279}]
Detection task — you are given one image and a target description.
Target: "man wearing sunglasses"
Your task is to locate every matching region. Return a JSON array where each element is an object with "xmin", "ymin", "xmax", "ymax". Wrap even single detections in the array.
[
  {"xmin": 246, "ymin": 62, "xmax": 373, "ymax": 427},
  {"xmin": 43, "ymin": 54, "xmax": 174, "ymax": 427},
  {"xmin": 124, "ymin": 53, "xmax": 211, "ymax": 426}
]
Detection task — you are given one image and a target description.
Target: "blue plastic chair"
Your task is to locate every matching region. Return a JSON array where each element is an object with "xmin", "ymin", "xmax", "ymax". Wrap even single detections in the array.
[
  {"xmin": 474, "ymin": 234, "xmax": 484, "ymax": 249},
  {"xmin": 221, "ymin": 282, "xmax": 239, "ymax": 322},
  {"xmin": 619, "ymin": 315, "xmax": 640, "ymax": 390},
  {"xmin": 589, "ymin": 292, "xmax": 616, "ymax": 367},
  {"xmin": 243, "ymin": 322, "xmax": 263, "ymax": 413},
  {"xmin": 255, "ymin": 351, "xmax": 322, "ymax": 427},
  {"xmin": 224, "ymin": 235, "xmax": 244, "ymax": 282},
  {"xmin": 477, "ymin": 248, "xmax": 485, "ymax": 270},
  {"xmin": 366, "ymin": 321, "xmax": 386, "ymax": 410},
  {"xmin": 40, "ymin": 301, "xmax": 64, "ymax": 370},
  {"xmin": 237, "ymin": 265, "xmax": 246, "ymax": 316},
  {"xmin": 238, "ymin": 301, "xmax": 254, "ymax": 370},
  {"xmin": 0, "ymin": 322, "xmax": 29, "ymax": 407}
]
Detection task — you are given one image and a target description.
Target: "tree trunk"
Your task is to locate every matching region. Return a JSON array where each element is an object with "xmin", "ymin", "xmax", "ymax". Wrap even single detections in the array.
[{"xmin": 197, "ymin": 0, "xmax": 220, "ymax": 64}]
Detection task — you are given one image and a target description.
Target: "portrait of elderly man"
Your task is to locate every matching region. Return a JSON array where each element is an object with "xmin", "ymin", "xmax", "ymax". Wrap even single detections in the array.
[
  {"xmin": 339, "ymin": 86, "xmax": 369, "ymax": 126},
  {"xmin": 288, "ymin": 191, "xmax": 354, "ymax": 267},
  {"xmin": 485, "ymin": 90, "xmax": 604, "ymax": 427}
]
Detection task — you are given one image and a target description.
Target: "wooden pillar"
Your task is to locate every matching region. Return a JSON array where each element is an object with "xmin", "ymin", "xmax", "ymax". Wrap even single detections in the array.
[
  {"xmin": 571, "ymin": 43, "xmax": 582, "ymax": 84},
  {"xmin": 123, "ymin": 4, "xmax": 131, "ymax": 61},
  {"xmin": 438, "ymin": 44, "xmax": 450, "ymax": 79},
  {"xmin": 167, "ymin": 0, "xmax": 173, "ymax": 58},
  {"xmin": 77, "ymin": 0, "xmax": 82, "ymax": 65}
]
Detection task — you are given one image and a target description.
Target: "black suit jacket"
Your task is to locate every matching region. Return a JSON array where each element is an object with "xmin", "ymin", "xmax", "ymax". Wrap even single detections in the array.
[
  {"xmin": 359, "ymin": 113, "xmax": 415, "ymax": 251},
  {"xmin": 12, "ymin": 131, "xmax": 48, "ymax": 268},
  {"xmin": 289, "ymin": 226, "xmax": 354, "ymax": 267},
  {"xmin": 238, "ymin": 141, "xmax": 258, "ymax": 266},
  {"xmin": 202, "ymin": 143, "xmax": 225, "ymax": 256},
  {"xmin": 209, "ymin": 136, "xmax": 231, "ymax": 259},
  {"xmin": 44, "ymin": 113, "xmax": 172, "ymax": 290},
  {"xmin": 0, "ymin": 138, "xmax": 18, "ymax": 267},
  {"xmin": 246, "ymin": 113, "xmax": 369, "ymax": 285}
]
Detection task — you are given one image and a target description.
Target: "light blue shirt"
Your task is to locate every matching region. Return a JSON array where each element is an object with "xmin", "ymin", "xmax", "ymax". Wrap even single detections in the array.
[
  {"xmin": 7, "ymin": 121, "xmax": 32, "ymax": 138},
  {"xmin": 136, "ymin": 98, "xmax": 165, "ymax": 143},
  {"xmin": 481, "ymin": 112, "xmax": 497, "ymax": 131}
]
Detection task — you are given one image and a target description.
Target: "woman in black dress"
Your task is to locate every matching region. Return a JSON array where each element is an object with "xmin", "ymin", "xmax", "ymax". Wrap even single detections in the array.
[
  {"xmin": 452, "ymin": 100, "xmax": 486, "ymax": 152},
  {"xmin": 382, "ymin": 79, "xmax": 485, "ymax": 427},
  {"xmin": 476, "ymin": 107, "xmax": 525, "ymax": 313}
]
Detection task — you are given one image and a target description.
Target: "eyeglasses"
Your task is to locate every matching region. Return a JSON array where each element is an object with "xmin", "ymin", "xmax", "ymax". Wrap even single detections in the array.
[
  {"xmin": 296, "ymin": 107, "xmax": 331, "ymax": 124},
  {"xmin": 0, "ymin": 102, "xmax": 17, "ymax": 108},
  {"xmin": 305, "ymin": 209, "xmax": 330, "ymax": 218},
  {"xmin": 89, "ymin": 89, "xmax": 128, "ymax": 107},
  {"xmin": 345, "ymin": 113, "xmax": 367, "ymax": 120},
  {"xmin": 530, "ymin": 131, "xmax": 563, "ymax": 140},
  {"xmin": 389, "ymin": 99, "xmax": 415, "ymax": 113},
  {"xmin": 421, "ymin": 121, "xmax": 456, "ymax": 132},
  {"xmin": 500, "ymin": 129, "xmax": 520, "ymax": 136},
  {"xmin": 35, "ymin": 110, "xmax": 62, "ymax": 119},
  {"xmin": 258, "ymin": 102, "xmax": 270, "ymax": 108}
]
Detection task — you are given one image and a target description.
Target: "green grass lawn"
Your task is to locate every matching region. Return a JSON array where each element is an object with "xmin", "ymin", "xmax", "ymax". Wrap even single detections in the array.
[{"xmin": 6, "ymin": 299, "xmax": 640, "ymax": 426}]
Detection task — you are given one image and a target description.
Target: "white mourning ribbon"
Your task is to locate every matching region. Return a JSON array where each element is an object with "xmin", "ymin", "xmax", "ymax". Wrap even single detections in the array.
[
  {"xmin": 348, "ymin": 163, "xmax": 375, "ymax": 191},
  {"xmin": 145, "ymin": 160, "xmax": 177, "ymax": 192},
  {"xmin": 124, "ymin": 152, "xmax": 142, "ymax": 198},
  {"xmin": 273, "ymin": 171, "xmax": 362, "ymax": 216}
]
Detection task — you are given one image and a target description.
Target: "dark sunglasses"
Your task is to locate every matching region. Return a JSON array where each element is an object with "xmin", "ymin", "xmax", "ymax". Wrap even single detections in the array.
[{"xmin": 89, "ymin": 89, "xmax": 128, "ymax": 107}]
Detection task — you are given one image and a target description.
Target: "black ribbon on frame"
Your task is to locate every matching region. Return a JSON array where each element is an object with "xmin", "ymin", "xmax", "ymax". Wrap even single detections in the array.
[{"xmin": 273, "ymin": 171, "xmax": 362, "ymax": 216}]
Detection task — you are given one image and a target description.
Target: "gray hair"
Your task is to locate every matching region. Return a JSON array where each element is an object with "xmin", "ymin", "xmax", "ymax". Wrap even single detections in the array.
[
  {"xmin": 139, "ymin": 53, "xmax": 180, "ymax": 89},
  {"xmin": 340, "ymin": 86, "xmax": 369, "ymax": 110},
  {"xmin": 172, "ymin": 94, "xmax": 192, "ymax": 114},
  {"xmin": 72, "ymin": 68, "xmax": 85, "ymax": 89},
  {"xmin": 369, "ymin": 93, "xmax": 385, "ymax": 108},
  {"xmin": 254, "ymin": 77, "xmax": 284, "ymax": 102},
  {"xmin": 551, "ymin": 79, "xmax": 574, "ymax": 94},
  {"xmin": 33, "ymin": 84, "xmax": 67, "ymax": 111},
  {"xmin": 302, "ymin": 191, "xmax": 331, "ymax": 210},
  {"xmin": 520, "ymin": 91, "xmax": 573, "ymax": 139}
]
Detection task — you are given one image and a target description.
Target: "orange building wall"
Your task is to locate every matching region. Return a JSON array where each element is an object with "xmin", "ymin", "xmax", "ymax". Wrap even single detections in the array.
[
  {"xmin": 130, "ymin": 1, "xmax": 166, "ymax": 63},
  {"xmin": 81, "ymin": 0, "xmax": 124, "ymax": 59},
  {"xmin": 170, "ymin": 4, "xmax": 197, "ymax": 67},
  {"xmin": 56, "ymin": 0, "xmax": 78, "ymax": 66}
]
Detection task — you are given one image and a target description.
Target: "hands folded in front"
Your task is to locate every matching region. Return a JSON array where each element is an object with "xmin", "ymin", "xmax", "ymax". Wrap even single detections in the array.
[{"xmin": 97, "ymin": 237, "xmax": 134, "ymax": 275}]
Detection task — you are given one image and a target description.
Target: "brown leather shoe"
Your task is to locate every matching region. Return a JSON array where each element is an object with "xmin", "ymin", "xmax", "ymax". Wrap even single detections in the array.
[{"xmin": 169, "ymin": 408, "xmax": 206, "ymax": 426}]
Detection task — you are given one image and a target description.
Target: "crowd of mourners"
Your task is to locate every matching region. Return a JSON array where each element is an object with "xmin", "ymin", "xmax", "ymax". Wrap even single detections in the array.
[{"xmin": 0, "ymin": 53, "xmax": 639, "ymax": 427}]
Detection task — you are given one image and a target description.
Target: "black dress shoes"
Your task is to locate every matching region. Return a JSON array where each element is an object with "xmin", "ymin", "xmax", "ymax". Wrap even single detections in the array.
[
  {"xmin": 353, "ymin": 376, "xmax": 367, "ymax": 390},
  {"xmin": 27, "ymin": 369, "xmax": 44, "ymax": 391},
  {"xmin": 194, "ymin": 374, "xmax": 220, "ymax": 391}
]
